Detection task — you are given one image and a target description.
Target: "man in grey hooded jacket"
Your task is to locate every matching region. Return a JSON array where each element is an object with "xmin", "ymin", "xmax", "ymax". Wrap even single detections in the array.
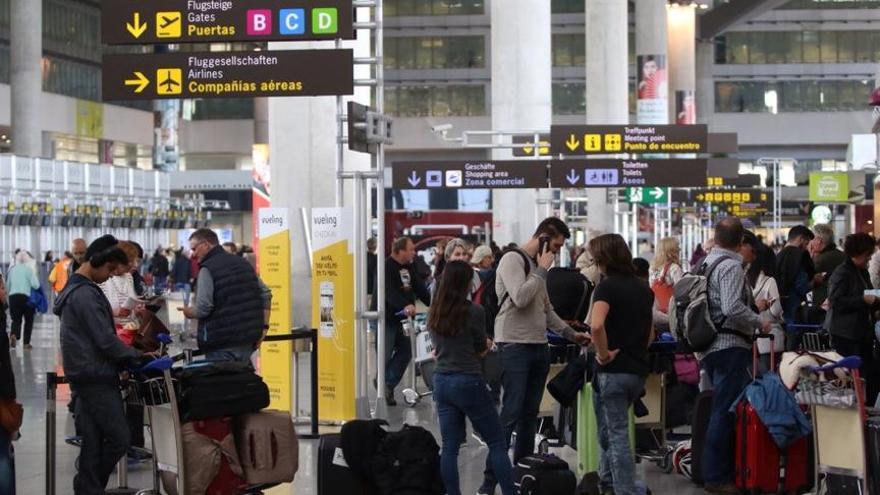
[{"xmin": 56, "ymin": 235, "xmax": 149, "ymax": 495}]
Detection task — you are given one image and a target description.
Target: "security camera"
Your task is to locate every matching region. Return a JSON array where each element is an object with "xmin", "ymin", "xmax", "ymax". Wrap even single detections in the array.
[{"xmin": 431, "ymin": 124, "xmax": 453, "ymax": 133}]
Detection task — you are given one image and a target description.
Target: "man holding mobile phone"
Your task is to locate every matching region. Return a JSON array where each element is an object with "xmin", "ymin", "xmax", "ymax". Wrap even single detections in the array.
[{"xmin": 478, "ymin": 217, "xmax": 590, "ymax": 495}]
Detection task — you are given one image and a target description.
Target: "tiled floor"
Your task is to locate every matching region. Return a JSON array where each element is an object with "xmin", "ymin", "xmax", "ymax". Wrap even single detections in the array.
[{"xmin": 12, "ymin": 307, "xmax": 706, "ymax": 495}]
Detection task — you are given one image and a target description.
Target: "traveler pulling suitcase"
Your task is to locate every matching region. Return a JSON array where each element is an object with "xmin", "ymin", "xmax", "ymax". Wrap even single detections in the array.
[
  {"xmin": 317, "ymin": 433, "xmax": 370, "ymax": 495},
  {"xmin": 734, "ymin": 335, "xmax": 810, "ymax": 494},
  {"xmin": 234, "ymin": 410, "xmax": 299, "ymax": 485}
]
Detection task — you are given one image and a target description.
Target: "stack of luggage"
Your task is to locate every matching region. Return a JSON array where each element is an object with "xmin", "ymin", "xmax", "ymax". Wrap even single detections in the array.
[{"xmin": 166, "ymin": 361, "xmax": 299, "ymax": 495}]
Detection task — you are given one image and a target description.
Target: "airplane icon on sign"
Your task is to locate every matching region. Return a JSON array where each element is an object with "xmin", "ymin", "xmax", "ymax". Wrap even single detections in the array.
[{"xmin": 156, "ymin": 68, "xmax": 182, "ymax": 95}]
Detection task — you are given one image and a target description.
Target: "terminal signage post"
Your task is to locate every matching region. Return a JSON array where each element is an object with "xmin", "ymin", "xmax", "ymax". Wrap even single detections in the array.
[
  {"xmin": 102, "ymin": 0, "xmax": 355, "ymax": 45},
  {"xmin": 550, "ymin": 124, "xmax": 708, "ymax": 156},
  {"xmin": 392, "ymin": 160, "xmax": 549, "ymax": 190},
  {"xmin": 102, "ymin": 49, "xmax": 354, "ymax": 100},
  {"xmin": 548, "ymin": 159, "xmax": 707, "ymax": 188}
]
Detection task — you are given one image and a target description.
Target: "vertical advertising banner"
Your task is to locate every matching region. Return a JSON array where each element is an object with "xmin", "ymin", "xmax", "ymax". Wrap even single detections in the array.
[
  {"xmin": 252, "ymin": 144, "xmax": 271, "ymax": 262},
  {"xmin": 675, "ymin": 90, "xmax": 696, "ymax": 125},
  {"xmin": 636, "ymin": 55, "xmax": 668, "ymax": 124},
  {"xmin": 311, "ymin": 208, "xmax": 356, "ymax": 422},
  {"xmin": 258, "ymin": 208, "xmax": 292, "ymax": 411}
]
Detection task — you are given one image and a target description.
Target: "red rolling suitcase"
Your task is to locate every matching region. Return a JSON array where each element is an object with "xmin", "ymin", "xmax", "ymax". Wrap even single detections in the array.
[{"xmin": 734, "ymin": 336, "xmax": 810, "ymax": 494}]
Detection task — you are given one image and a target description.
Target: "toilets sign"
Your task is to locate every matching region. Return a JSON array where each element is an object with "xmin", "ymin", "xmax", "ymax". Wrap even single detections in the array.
[{"xmin": 102, "ymin": 0, "xmax": 354, "ymax": 45}]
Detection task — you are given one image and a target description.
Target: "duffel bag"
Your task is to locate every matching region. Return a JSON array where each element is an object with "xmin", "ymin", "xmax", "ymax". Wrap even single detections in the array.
[
  {"xmin": 178, "ymin": 361, "xmax": 270, "ymax": 422},
  {"xmin": 513, "ymin": 454, "xmax": 577, "ymax": 495}
]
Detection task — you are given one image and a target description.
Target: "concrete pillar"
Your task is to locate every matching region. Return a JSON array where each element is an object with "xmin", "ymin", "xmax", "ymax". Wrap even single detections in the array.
[
  {"xmin": 635, "ymin": 0, "xmax": 669, "ymax": 125},
  {"xmin": 254, "ymin": 98, "xmax": 269, "ymax": 144},
  {"xmin": 667, "ymin": 4, "xmax": 697, "ymax": 124},
  {"xmin": 696, "ymin": 39, "xmax": 715, "ymax": 127},
  {"xmin": 490, "ymin": 0, "xmax": 551, "ymax": 245},
  {"xmin": 268, "ymin": 34, "xmax": 371, "ymax": 327},
  {"xmin": 586, "ymin": 0, "xmax": 629, "ymax": 235},
  {"xmin": 10, "ymin": 0, "xmax": 42, "ymax": 157}
]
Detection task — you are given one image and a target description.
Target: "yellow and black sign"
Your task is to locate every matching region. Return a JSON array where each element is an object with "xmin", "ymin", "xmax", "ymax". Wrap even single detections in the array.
[
  {"xmin": 512, "ymin": 134, "xmax": 551, "ymax": 157},
  {"xmin": 102, "ymin": 0, "xmax": 354, "ymax": 45},
  {"xmin": 103, "ymin": 49, "xmax": 354, "ymax": 101},
  {"xmin": 706, "ymin": 176, "xmax": 762, "ymax": 188},
  {"xmin": 551, "ymin": 124, "xmax": 708, "ymax": 156}
]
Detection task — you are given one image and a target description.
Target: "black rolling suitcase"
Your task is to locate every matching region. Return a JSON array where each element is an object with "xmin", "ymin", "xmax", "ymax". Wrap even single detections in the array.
[
  {"xmin": 318, "ymin": 433, "xmax": 371, "ymax": 495},
  {"xmin": 868, "ymin": 417, "xmax": 880, "ymax": 494},
  {"xmin": 689, "ymin": 390, "xmax": 713, "ymax": 486}
]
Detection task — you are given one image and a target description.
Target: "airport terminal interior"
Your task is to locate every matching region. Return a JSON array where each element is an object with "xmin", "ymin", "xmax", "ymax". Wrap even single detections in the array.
[{"xmin": 5, "ymin": 0, "xmax": 880, "ymax": 494}]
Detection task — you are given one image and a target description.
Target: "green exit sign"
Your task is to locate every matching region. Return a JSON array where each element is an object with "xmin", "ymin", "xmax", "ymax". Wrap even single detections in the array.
[{"xmin": 626, "ymin": 187, "xmax": 669, "ymax": 204}]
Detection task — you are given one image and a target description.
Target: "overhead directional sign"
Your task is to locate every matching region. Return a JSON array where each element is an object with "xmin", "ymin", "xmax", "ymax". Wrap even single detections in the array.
[
  {"xmin": 551, "ymin": 125, "xmax": 708, "ymax": 156},
  {"xmin": 549, "ymin": 159, "xmax": 707, "ymax": 188},
  {"xmin": 706, "ymin": 175, "xmax": 762, "ymax": 188},
  {"xmin": 392, "ymin": 161, "xmax": 549, "ymax": 190},
  {"xmin": 626, "ymin": 187, "xmax": 669, "ymax": 204},
  {"xmin": 673, "ymin": 188, "xmax": 773, "ymax": 218},
  {"xmin": 102, "ymin": 0, "xmax": 354, "ymax": 45},
  {"xmin": 102, "ymin": 49, "xmax": 353, "ymax": 101}
]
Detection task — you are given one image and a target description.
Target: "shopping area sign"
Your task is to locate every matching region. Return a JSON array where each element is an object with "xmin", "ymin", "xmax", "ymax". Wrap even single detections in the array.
[
  {"xmin": 392, "ymin": 160, "xmax": 549, "ymax": 190},
  {"xmin": 102, "ymin": 0, "xmax": 355, "ymax": 45},
  {"xmin": 549, "ymin": 159, "xmax": 707, "ymax": 188},
  {"xmin": 551, "ymin": 125, "xmax": 708, "ymax": 156},
  {"xmin": 809, "ymin": 172, "xmax": 849, "ymax": 202},
  {"xmin": 625, "ymin": 187, "xmax": 668, "ymax": 204},
  {"xmin": 102, "ymin": 49, "xmax": 353, "ymax": 100}
]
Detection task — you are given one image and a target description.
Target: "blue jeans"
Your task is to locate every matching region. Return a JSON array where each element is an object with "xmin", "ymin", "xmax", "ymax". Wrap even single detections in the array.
[
  {"xmin": 174, "ymin": 282, "xmax": 191, "ymax": 306},
  {"xmin": 205, "ymin": 345, "xmax": 254, "ymax": 363},
  {"xmin": 483, "ymin": 343, "xmax": 550, "ymax": 485},
  {"xmin": 383, "ymin": 322, "xmax": 411, "ymax": 390},
  {"xmin": 434, "ymin": 372, "xmax": 516, "ymax": 495},
  {"xmin": 0, "ymin": 426, "xmax": 14, "ymax": 495},
  {"xmin": 593, "ymin": 372, "xmax": 645, "ymax": 495},
  {"xmin": 73, "ymin": 384, "xmax": 130, "ymax": 495},
  {"xmin": 701, "ymin": 347, "xmax": 751, "ymax": 485}
]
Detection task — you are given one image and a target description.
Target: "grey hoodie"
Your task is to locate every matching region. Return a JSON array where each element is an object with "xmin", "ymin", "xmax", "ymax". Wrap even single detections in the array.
[{"xmin": 55, "ymin": 273, "xmax": 142, "ymax": 386}]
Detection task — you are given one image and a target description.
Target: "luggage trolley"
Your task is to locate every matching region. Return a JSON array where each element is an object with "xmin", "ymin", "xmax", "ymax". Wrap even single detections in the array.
[
  {"xmin": 634, "ymin": 341, "xmax": 676, "ymax": 474},
  {"xmin": 127, "ymin": 357, "xmax": 278, "ymax": 495},
  {"xmin": 795, "ymin": 356, "xmax": 869, "ymax": 494},
  {"xmin": 402, "ymin": 314, "xmax": 435, "ymax": 407}
]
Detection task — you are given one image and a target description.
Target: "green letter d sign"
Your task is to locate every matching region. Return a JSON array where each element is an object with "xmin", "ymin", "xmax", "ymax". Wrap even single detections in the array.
[{"xmin": 312, "ymin": 8, "xmax": 338, "ymax": 34}]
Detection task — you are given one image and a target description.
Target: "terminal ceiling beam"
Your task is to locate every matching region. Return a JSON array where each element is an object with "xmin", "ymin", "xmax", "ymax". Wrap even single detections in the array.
[{"xmin": 697, "ymin": 0, "xmax": 789, "ymax": 40}]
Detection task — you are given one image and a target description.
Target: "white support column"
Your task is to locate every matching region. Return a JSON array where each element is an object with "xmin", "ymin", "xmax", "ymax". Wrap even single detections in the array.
[
  {"xmin": 586, "ymin": 0, "xmax": 629, "ymax": 235},
  {"xmin": 10, "ymin": 0, "xmax": 41, "ymax": 157},
  {"xmin": 668, "ymin": 4, "xmax": 697, "ymax": 124},
  {"xmin": 635, "ymin": 0, "xmax": 669, "ymax": 125},
  {"xmin": 490, "ymin": 0, "xmax": 551, "ymax": 245}
]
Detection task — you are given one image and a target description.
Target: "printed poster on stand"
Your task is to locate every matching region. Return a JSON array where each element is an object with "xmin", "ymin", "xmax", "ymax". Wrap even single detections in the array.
[{"xmin": 258, "ymin": 207, "xmax": 292, "ymax": 412}]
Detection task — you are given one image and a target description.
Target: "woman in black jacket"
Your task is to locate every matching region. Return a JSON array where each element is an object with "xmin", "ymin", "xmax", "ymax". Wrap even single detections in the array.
[{"xmin": 826, "ymin": 232, "xmax": 879, "ymax": 402}]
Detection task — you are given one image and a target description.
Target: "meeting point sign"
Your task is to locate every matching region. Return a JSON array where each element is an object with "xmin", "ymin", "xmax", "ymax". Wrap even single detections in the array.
[{"xmin": 102, "ymin": 49, "xmax": 354, "ymax": 101}]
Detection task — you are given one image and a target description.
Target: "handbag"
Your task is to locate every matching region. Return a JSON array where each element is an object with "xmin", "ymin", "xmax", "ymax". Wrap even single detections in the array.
[
  {"xmin": 134, "ymin": 312, "xmax": 170, "ymax": 352},
  {"xmin": 26, "ymin": 288, "xmax": 48, "ymax": 314},
  {"xmin": 651, "ymin": 264, "xmax": 675, "ymax": 314},
  {"xmin": 0, "ymin": 398, "xmax": 23, "ymax": 434}
]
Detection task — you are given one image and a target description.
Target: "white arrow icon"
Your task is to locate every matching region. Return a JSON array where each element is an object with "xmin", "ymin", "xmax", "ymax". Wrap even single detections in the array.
[
  {"xmin": 650, "ymin": 187, "xmax": 664, "ymax": 199},
  {"xmin": 408, "ymin": 171, "xmax": 421, "ymax": 187},
  {"xmin": 566, "ymin": 169, "xmax": 580, "ymax": 185}
]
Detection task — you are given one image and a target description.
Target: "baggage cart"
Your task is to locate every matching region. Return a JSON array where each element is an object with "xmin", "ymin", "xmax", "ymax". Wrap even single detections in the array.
[
  {"xmin": 795, "ymin": 355, "xmax": 869, "ymax": 494},
  {"xmin": 401, "ymin": 314, "xmax": 434, "ymax": 407}
]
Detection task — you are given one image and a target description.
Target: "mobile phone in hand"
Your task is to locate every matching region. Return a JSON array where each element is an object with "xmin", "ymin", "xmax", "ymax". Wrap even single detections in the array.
[{"xmin": 538, "ymin": 235, "xmax": 550, "ymax": 255}]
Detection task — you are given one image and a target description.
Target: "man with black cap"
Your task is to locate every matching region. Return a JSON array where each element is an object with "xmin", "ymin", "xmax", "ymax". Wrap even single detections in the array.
[{"xmin": 55, "ymin": 235, "xmax": 152, "ymax": 495}]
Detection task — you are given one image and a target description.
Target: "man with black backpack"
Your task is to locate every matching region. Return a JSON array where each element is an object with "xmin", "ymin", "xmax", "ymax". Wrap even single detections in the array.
[
  {"xmin": 477, "ymin": 217, "xmax": 589, "ymax": 495},
  {"xmin": 698, "ymin": 218, "xmax": 770, "ymax": 494}
]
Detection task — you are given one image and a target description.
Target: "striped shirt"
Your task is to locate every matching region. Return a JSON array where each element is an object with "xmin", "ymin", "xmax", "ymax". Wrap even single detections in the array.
[{"xmin": 698, "ymin": 248, "xmax": 762, "ymax": 359}]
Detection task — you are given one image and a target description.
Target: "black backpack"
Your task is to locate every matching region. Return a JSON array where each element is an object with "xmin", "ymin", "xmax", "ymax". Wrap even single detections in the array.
[
  {"xmin": 371, "ymin": 425, "xmax": 444, "ymax": 495},
  {"xmin": 513, "ymin": 454, "xmax": 577, "ymax": 495},
  {"xmin": 473, "ymin": 248, "xmax": 530, "ymax": 337}
]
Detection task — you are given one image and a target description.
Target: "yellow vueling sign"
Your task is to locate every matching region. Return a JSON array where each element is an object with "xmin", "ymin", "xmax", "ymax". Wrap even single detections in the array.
[
  {"xmin": 311, "ymin": 207, "xmax": 356, "ymax": 422},
  {"xmin": 258, "ymin": 208, "xmax": 292, "ymax": 412}
]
